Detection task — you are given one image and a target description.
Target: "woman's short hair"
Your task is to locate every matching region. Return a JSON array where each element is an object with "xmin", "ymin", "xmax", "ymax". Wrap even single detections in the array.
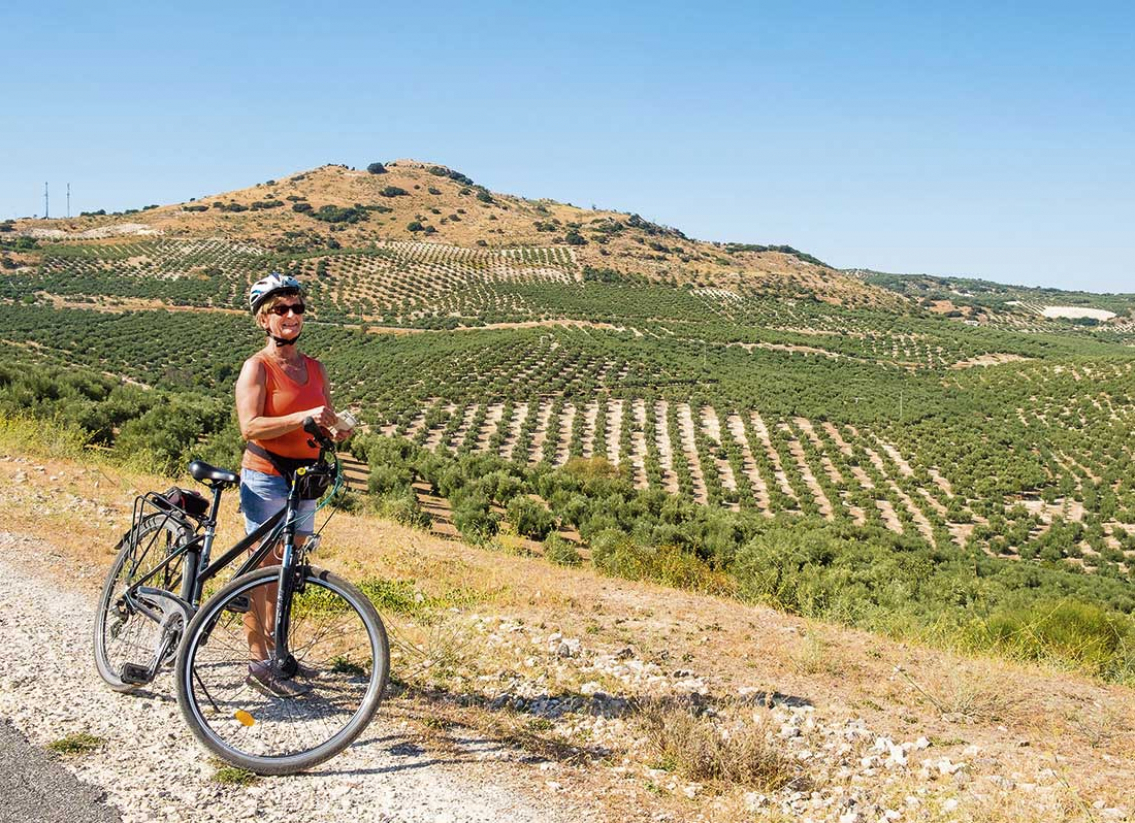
[{"xmin": 256, "ymin": 292, "xmax": 304, "ymax": 319}]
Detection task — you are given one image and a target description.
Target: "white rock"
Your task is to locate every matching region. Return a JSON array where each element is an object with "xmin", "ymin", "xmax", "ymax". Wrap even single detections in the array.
[
  {"xmin": 743, "ymin": 792, "xmax": 767, "ymax": 811},
  {"xmin": 937, "ymin": 758, "xmax": 966, "ymax": 776}
]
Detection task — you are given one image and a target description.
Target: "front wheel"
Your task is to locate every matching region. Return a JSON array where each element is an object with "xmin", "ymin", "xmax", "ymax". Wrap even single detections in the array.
[{"xmin": 175, "ymin": 565, "xmax": 389, "ymax": 774}]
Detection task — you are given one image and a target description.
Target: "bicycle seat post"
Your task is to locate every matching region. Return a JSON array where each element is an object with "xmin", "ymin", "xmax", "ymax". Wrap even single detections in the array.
[{"xmin": 197, "ymin": 481, "xmax": 226, "ymax": 568}]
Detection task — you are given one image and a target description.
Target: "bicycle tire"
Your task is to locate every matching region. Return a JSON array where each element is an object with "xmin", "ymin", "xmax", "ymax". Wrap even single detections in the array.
[
  {"xmin": 175, "ymin": 565, "xmax": 389, "ymax": 774},
  {"xmin": 93, "ymin": 513, "xmax": 191, "ymax": 692}
]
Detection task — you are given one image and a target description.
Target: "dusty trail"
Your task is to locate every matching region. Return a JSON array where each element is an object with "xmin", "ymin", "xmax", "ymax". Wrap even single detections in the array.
[{"xmin": 0, "ymin": 534, "xmax": 585, "ymax": 823}]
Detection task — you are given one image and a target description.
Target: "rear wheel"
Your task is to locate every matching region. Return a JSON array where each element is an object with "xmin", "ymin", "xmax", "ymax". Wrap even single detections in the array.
[
  {"xmin": 175, "ymin": 565, "xmax": 388, "ymax": 774},
  {"xmin": 93, "ymin": 514, "xmax": 191, "ymax": 691}
]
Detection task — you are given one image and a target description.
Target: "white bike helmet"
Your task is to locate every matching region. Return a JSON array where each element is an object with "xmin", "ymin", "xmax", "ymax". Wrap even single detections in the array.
[{"xmin": 249, "ymin": 273, "xmax": 303, "ymax": 314}]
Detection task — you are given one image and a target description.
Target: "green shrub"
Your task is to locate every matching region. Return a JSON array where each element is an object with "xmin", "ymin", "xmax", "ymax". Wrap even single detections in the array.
[
  {"xmin": 116, "ymin": 397, "xmax": 227, "ymax": 475},
  {"xmin": 376, "ymin": 489, "xmax": 431, "ymax": 530},
  {"xmin": 428, "ymin": 166, "xmax": 474, "ymax": 186},
  {"xmin": 591, "ymin": 530, "xmax": 731, "ymax": 593},
  {"xmin": 309, "ymin": 205, "xmax": 368, "ymax": 224},
  {"xmin": 544, "ymin": 533, "xmax": 581, "ymax": 566},
  {"xmin": 368, "ymin": 463, "xmax": 414, "ymax": 496},
  {"xmin": 972, "ymin": 599, "xmax": 1135, "ymax": 677},
  {"xmin": 507, "ymin": 495, "xmax": 555, "ymax": 540},
  {"xmin": 452, "ymin": 496, "xmax": 499, "ymax": 542}
]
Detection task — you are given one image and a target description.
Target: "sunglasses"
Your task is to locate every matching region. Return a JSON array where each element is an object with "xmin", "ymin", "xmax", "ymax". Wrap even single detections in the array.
[{"xmin": 269, "ymin": 303, "xmax": 306, "ymax": 316}]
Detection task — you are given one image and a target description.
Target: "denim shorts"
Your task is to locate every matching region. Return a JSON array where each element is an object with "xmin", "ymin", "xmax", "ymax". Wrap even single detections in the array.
[{"xmin": 240, "ymin": 468, "xmax": 317, "ymax": 537}]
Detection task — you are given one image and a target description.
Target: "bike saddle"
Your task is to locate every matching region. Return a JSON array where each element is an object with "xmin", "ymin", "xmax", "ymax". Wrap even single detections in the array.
[{"xmin": 187, "ymin": 460, "xmax": 239, "ymax": 486}]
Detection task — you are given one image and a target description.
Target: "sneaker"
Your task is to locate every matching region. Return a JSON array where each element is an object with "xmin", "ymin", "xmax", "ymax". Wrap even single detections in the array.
[
  {"xmin": 281, "ymin": 654, "xmax": 321, "ymax": 680},
  {"xmin": 246, "ymin": 660, "xmax": 313, "ymax": 698},
  {"xmin": 262, "ymin": 650, "xmax": 321, "ymax": 679}
]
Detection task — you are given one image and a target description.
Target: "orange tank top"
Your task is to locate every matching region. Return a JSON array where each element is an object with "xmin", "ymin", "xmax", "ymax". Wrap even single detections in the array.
[{"xmin": 241, "ymin": 353, "xmax": 326, "ymax": 476}]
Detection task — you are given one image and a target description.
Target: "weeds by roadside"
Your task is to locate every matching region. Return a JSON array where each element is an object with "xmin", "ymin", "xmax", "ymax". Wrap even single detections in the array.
[
  {"xmin": 209, "ymin": 758, "xmax": 259, "ymax": 787},
  {"xmin": 47, "ymin": 731, "xmax": 104, "ymax": 756},
  {"xmin": 638, "ymin": 702, "xmax": 805, "ymax": 792},
  {"xmin": 893, "ymin": 664, "xmax": 1023, "ymax": 723}
]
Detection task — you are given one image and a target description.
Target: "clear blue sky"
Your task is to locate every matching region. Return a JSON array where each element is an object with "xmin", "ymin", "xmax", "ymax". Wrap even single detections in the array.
[{"xmin": 3, "ymin": 1, "xmax": 1132, "ymax": 292}]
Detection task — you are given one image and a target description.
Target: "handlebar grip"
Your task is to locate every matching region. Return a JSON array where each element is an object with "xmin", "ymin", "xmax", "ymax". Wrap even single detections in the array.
[
  {"xmin": 302, "ymin": 415, "xmax": 335, "ymax": 451},
  {"xmin": 302, "ymin": 416, "xmax": 320, "ymax": 438}
]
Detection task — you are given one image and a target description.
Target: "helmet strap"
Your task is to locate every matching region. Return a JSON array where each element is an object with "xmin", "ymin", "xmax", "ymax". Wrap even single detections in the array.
[{"xmin": 268, "ymin": 332, "xmax": 300, "ymax": 347}]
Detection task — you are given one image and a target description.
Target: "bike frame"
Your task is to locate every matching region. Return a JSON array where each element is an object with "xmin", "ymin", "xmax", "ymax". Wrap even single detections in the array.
[{"xmin": 122, "ymin": 464, "xmax": 326, "ymax": 664}]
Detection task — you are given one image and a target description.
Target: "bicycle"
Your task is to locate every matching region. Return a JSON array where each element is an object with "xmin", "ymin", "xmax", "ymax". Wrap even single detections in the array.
[{"xmin": 93, "ymin": 418, "xmax": 389, "ymax": 774}]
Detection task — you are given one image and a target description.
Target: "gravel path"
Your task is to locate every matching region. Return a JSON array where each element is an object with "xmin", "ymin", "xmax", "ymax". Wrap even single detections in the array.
[{"xmin": 0, "ymin": 534, "xmax": 587, "ymax": 823}]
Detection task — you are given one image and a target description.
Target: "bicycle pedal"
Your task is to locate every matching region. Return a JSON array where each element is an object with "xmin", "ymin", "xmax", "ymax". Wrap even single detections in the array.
[
  {"xmin": 225, "ymin": 595, "xmax": 251, "ymax": 614},
  {"xmin": 120, "ymin": 662, "xmax": 152, "ymax": 685}
]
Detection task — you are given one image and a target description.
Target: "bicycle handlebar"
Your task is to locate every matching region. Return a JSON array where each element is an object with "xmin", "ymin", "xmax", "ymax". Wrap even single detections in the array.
[{"xmin": 302, "ymin": 416, "xmax": 337, "ymax": 457}]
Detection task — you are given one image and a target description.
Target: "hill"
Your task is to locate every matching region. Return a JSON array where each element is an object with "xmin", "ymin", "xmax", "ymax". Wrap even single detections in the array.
[
  {"xmin": 4, "ymin": 161, "xmax": 896, "ymax": 309},
  {"xmin": 853, "ymin": 269, "xmax": 1135, "ymax": 333}
]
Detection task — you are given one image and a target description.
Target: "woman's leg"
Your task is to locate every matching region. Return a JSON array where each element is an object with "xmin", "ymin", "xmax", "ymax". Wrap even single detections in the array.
[
  {"xmin": 245, "ymin": 542, "xmax": 281, "ymax": 662},
  {"xmin": 244, "ymin": 534, "xmax": 309, "ymax": 661},
  {"xmin": 240, "ymin": 470, "xmax": 289, "ymax": 663}
]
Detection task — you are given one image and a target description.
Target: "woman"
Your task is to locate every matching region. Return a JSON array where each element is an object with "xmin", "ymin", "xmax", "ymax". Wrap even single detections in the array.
[{"xmin": 235, "ymin": 273, "xmax": 351, "ymax": 696}]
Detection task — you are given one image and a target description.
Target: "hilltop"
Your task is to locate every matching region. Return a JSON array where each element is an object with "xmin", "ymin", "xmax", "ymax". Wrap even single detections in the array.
[{"xmin": 6, "ymin": 160, "xmax": 896, "ymax": 308}]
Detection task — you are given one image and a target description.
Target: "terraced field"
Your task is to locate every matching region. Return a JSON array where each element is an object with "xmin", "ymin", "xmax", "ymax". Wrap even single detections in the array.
[
  {"xmin": 8, "ymin": 238, "xmax": 581, "ymax": 325},
  {"xmin": 3, "ymin": 167, "xmax": 1135, "ymax": 583}
]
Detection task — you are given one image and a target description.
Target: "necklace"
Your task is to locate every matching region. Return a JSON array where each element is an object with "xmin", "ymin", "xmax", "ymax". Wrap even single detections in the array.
[{"xmin": 264, "ymin": 348, "xmax": 306, "ymax": 381}]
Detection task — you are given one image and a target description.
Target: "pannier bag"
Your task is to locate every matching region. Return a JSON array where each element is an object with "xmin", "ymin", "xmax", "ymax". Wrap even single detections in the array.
[{"xmin": 159, "ymin": 487, "xmax": 210, "ymax": 520}]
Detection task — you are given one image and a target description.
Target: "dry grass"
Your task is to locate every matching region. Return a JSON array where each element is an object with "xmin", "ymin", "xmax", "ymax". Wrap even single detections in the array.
[
  {"xmin": 638, "ymin": 702, "xmax": 804, "ymax": 792},
  {"xmin": 788, "ymin": 630, "xmax": 847, "ymax": 677},
  {"xmin": 894, "ymin": 663, "xmax": 1026, "ymax": 724}
]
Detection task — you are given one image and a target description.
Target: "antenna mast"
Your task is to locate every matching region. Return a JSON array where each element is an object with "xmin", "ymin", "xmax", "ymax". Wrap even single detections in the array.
[
  {"xmin": 44, "ymin": 182, "xmax": 49, "ymax": 219},
  {"xmin": 67, "ymin": 183, "xmax": 71, "ymax": 218}
]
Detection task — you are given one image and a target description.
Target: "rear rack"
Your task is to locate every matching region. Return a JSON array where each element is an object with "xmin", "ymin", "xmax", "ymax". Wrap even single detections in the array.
[{"xmin": 126, "ymin": 490, "xmax": 201, "ymax": 552}]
